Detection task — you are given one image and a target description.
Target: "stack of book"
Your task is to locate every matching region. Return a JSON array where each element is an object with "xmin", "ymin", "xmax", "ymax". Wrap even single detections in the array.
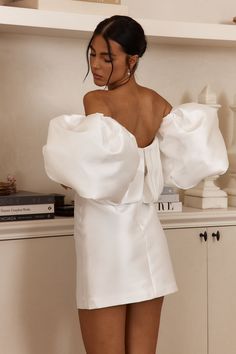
[
  {"xmin": 0, "ymin": 191, "xmax": 58, "ymax": 222},
  {"xmin": 155, "ymin": 186, "xmax": 182, "ymax": 212}
]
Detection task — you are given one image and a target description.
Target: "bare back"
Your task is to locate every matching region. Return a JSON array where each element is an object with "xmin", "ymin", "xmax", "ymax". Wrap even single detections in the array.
[{"xmin": 83, "ymin": 85, "xmax": 172, "ymax": 148}]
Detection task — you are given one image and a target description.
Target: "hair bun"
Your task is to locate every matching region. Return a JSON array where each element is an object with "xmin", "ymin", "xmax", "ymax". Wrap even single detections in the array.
[
  {"xmin": 96, "ymin": 15, "xmax": 147, "ymax": 58},
  {"xmin": 138, "ymin": 42, "xmax": 147, "ymax": 57}
]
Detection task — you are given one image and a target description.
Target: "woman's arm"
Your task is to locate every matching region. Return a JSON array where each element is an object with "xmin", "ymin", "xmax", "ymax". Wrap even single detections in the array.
[{"xmin": 163, "ymin": 100, "xmax": 172, "ymax": 117}]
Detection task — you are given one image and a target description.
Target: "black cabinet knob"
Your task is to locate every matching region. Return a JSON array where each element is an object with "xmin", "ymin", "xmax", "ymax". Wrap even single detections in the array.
[
  {"xmin": 199, "ymin": 231, "xmax": 207, "ymax": 242},
  {"xmin": 212, "ymin": 230, "xmax": 220, "ymax": 241}
]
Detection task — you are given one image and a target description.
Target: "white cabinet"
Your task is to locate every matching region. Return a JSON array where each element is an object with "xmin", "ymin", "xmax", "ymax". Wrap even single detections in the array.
[
  {"xmin": 158, "ymin": 227, "xmax": 208, "ymax": 354},
  {"xmin": 208, "ymin": 226, "xmax": 236, "ymax": 354},
  {"xmin": 1, "ymin": 209, "xmax": 236, "ymax": 354},
  {"xmin": 0, "ymin": 231, "xmax": 86, "ymax": 354},
  {"xmin": 158, "ymin": 223, "xmax": 236, "ymax": 354}
]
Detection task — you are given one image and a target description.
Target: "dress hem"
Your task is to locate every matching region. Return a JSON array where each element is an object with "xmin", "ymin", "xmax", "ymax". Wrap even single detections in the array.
[{"xmin": 76, "ymin": 283, "xmax": 178, "ymax": 309}]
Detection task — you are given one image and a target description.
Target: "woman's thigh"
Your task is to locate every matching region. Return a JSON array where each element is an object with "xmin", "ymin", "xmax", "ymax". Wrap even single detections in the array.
[
  {"xmin": 125, "ymin": 297, "xmax": 164, "ymax": 354},
  {"xmin": 78, "ymin": 304, "xmax": 127, "ymax": 354}
]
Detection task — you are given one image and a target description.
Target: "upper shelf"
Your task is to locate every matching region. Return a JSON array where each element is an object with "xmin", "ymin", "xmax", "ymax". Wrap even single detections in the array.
[{"xmin": 1, "ymin": 6, "xmax": 236, "ymax": 46}]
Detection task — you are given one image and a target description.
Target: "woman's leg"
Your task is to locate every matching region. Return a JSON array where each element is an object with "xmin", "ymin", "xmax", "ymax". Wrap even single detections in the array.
[
  {"xmin": 125, "ymin": 297, "xmax": 164, "ymax": 354},
  {"xmin": 78, "ymin": 304, "xmax": 127, "ymax": 354}
]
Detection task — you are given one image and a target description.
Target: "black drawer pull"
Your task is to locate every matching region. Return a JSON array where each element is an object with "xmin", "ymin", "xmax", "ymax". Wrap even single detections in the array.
[
  {"xmin": 199, "ymin": 231, "xmax": 207, "ymax": 242},
  {"xmin": 212, "ymin": 231, "xmax": 220, "ymax": 241}
]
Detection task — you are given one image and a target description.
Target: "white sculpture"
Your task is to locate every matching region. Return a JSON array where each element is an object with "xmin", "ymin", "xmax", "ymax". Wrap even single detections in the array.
[
  {"xmin": 184, "ymin": 85, "xmax": 228, "ymax": 209},
  {"xmin": 224, "ymin": 96, "xmax": 236, "ymax": 206}
]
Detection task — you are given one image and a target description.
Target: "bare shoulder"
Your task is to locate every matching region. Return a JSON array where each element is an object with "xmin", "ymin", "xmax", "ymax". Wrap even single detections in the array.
[
  {"xmin": 83, "ymin": 90, "xmax": 111, "ymax": 116},
  {"xmin": 139, "ymin": 86, "xmax": 172, "ymax": 117},
  {"xmin": 151, "ymin": 91, "xmax": 172, "ymax": 117}
]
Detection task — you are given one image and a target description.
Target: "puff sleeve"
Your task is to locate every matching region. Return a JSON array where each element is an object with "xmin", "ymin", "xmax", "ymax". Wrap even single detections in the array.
[
  {"xmin": 42, "ymin": 113, "xmax": 140, "ymax": 203},
  {"xmin": 158, "ymin": 102, "xmax": 229, "ymax": 189}
]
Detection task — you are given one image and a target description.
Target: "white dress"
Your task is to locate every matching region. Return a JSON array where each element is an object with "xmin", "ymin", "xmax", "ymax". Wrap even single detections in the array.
[{"xmin": 43, "ymin": 102, "xmax": 229, "ymax": 309}]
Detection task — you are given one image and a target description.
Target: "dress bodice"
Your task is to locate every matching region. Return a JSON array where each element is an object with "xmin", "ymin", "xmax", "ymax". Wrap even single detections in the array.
[{"xmin": 42, "ymin": 102, "xmax": 229, "ymax": 204}]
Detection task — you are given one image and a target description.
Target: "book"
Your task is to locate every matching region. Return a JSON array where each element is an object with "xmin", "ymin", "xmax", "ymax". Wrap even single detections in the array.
[
  {"xmin": 55, "ymin": 204, "xmax": 74, "ymax": 217},
  {"xmin": 0, "ymin": 204, "xmax": 54, "ymax": 216},
  {"xmin": 161, "ymin": 186, "xmax": 178, "ymax": 195},
  {"xmin": 0, "ymin": 191, "xmax": 55, "ymax": 206},
  {"xmin": 0, "ymin": 213, "xmax": 54, "ymax": 222},
  {"xmin": 155, "ymin": 201, "xmax": 182, "ymax": 212},
  {"xmin": 158, "ymin": 193, "xmax": 180, "ymax": 203}
]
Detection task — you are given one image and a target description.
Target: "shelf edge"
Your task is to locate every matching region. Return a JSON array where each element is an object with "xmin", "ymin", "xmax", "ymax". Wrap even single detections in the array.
[{"xmin": 1, "ymin": 6, "xmax": 236, "ymax": 45}]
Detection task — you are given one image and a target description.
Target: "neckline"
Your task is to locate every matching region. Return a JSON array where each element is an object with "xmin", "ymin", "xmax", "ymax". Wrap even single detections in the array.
[{"xmin": 91, "ymin": 112, "xmax": 158, "ymax": 150}]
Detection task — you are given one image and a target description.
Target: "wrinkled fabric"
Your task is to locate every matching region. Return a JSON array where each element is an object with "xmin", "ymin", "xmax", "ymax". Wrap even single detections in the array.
[
  {"xmin": 158, "ymin": 102, "xmax": 229, "ymax": 189},
  {"xmin": 42, "ymin": 102, "xmax": 228, "ymax": 309}
]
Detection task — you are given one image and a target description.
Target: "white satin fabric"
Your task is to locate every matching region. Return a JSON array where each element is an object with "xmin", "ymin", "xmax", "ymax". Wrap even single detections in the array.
[
  {"xmin": 42, "ymin": 113, "xmax": 140, "ymax": 204},
  {"xmin": 43, "ymin": 102, "xmax": 228, "ymax": 309},
  {"xmin": 158, "ymin": 103, "xmax": 229, "ymax": 188}
]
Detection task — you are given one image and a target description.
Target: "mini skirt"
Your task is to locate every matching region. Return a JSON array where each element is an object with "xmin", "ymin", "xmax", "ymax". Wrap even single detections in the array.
[{"xmin": 74, "ymin": 194, "xmax": 177, "ymax": 309}]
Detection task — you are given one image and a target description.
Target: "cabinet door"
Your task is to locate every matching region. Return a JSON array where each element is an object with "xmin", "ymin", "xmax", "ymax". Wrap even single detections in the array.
[
  {"xmin": 158, "ymin": 227, "xmax": 208, "ymax": 354},
  {"xmin": 0, "ymin": 235, "xmax": 85, "ymax": 354},
  {"xmin": 208, "ymin": 226, "xmax": 236, "ymax": 354}
]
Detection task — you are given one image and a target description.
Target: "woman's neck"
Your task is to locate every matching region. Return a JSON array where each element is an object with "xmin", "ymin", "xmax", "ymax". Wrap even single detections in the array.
[{"xmin": 107, "ymin": 75, "xmax": 138, "ymax": 92}]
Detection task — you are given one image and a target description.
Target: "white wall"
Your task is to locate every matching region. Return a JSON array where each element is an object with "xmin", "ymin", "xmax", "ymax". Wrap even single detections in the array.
[
  {"xmin": 0, "ymin": 32, "xmax": 235, "ymax": 196},
  {"xmin": 0, "ymin": 34, "xmax": 92, "ymax": 200},
  {"xmin": 1, "ymin": 2, "xmax": 236, "ymax": 196},
  {"xmin": 123, "ymin": 0, "xmax": 236, "ymax": 23}
]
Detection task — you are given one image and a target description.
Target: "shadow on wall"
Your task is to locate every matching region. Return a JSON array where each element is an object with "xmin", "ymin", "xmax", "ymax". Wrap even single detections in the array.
[{"xmin": 180, "ymin": 92, "xmax": 193, "ymax": 104}]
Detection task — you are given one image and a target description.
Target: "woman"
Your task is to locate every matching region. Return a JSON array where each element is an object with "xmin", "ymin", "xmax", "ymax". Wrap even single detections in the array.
[{"xmin": 43, "ymin": 16, "xmax": 228, "ymax": 354}]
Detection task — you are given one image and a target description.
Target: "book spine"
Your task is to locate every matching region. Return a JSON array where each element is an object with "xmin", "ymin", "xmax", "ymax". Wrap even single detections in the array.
[
  {"xmin": 0, "ymin": 213, "xmax": 55, "ymax": 222},
  {"xmin": 0, "ymin": 196, "xmax": 54, "ymax": 206},
  {"xmin": 0, "ymin": 204, "xmax": 54, "ymax": 216},
  {"xmin": 156, "ymin": 201, "xmax": 182, "ymax": 212}
]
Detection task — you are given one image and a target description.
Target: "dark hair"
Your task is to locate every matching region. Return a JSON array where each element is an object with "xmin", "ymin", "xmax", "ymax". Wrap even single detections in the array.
[{"xmin": 84, "ymin": 15, "xmax": 147, "ymax": 87}]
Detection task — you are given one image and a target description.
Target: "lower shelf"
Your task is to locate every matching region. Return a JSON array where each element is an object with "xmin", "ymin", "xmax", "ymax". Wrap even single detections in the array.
[{"xmin": 0, "ymin": 216, "xmax": 74, "ymax": 240}]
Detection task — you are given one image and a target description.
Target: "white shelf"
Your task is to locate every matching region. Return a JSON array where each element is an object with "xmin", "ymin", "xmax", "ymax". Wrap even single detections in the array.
[
  {"xmin": 141, "ymin": 18, "xmax": 236, "ymax": 46},
  {"xmin": 0, "ymin": 5, "xmax": 104, "ymax": 39},
  {"xmin": 0, "ymin": 217, "xmax": 74, "ymax": 240},
  {"xmin": 1, "ymin": 6, "xmax": 236, "ymax": 46},
  {"xmin": 160, "ymin": 206, "xmax": 236, "ymax": 229},
  {"xmin": 1, "ymin": 207, "xmax": 236, "ymax": 240}
]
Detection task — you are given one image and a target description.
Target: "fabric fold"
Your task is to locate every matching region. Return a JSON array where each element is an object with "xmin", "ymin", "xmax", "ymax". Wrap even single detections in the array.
[
  {"xmin": 158, "ymin": 102, "xmax": 229, "ymax": 189},
  {"xmin": 43, "ymin": 113, "xmax": 140, "ymax": 203}
]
